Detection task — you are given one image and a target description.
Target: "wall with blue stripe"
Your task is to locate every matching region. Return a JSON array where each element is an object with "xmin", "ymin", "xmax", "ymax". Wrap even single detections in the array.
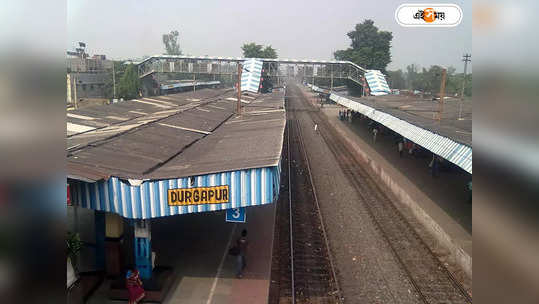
[{"xmin": 71, "ymin": 166, "xmax": 281, "ymax": 219}]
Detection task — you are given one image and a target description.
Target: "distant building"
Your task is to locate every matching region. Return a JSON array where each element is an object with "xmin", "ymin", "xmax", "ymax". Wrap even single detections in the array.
[
  {"xmin": 67, "ymin": 43, "xmax": 113, "ymax": 104},
  {"xmin": 67, "ymin": 56, "xmax": 113, "ymax": 73},
  {"xmin": 67, "ymin": 73, "xmax": 110, "ymax": 102}
]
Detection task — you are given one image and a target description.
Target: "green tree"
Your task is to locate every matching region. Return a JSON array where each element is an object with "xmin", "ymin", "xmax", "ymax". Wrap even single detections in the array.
[
  {"xmin": 405, "ymin": 64, "xmax": 420, "ymax": 90},
  {"xmin": 403, "ymin": 64, "xmax": 471, "ymax": 96},
  {"xmin": 104, "ymin": 60, "xmax": 126, "ymax": 99},
  {"xmin": 386, "ymin": 70, "xmax": 406, "ymax": 89},
  {"xmin": 241, "ymin": 42, "xmax": 278, "ymax": 58},
  {"xmin": 117, "ymin": 64, "xmax": 140, "ymax": 100},
  {"xmin": 334, "ymin": 20, "xmax": 393, "ymax": 72},
  {"xmin": 261, "ymin": 46, "xmax": 277, "ymax": 59},
  {"xmin": 162, "ymin": 30, "xmax": 182, "ymax": 55}
]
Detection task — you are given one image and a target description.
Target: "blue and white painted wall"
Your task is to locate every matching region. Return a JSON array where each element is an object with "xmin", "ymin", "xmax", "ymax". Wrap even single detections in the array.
[{"xmin": 70, "ymin": 166, "xmax": 281, "ymax": 219}]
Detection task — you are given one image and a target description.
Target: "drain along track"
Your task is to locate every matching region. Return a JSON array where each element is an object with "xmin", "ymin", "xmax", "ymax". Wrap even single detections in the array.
[
  {"xmin": 269, "ymin": 92, "xmax": 341, "ymax": 304},
  {"xmin": 291, "ymin": 84, "xmax": 472, "ymax": 304}
]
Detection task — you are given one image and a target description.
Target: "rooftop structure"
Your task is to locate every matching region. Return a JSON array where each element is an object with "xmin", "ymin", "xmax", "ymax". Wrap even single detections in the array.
[
  {"xmin": 67, "ymin": 88, "xmax": 286, "ymax": 218},
  {"xmin": 309, "ymin": 84, "xmax": 472, "ymax": 173}
]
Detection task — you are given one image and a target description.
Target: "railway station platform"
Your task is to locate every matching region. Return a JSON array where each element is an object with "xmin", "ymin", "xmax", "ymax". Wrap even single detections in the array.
[
  {"xmin": 66, "ymin": 88, "xmax": 286, "ymax": 303},
  {"xmin": 86, "ymin": 202, "xmax": 276, "ymax": 304},
  {"xmin": 301, "ymin": 87, "xmax": 472, "ymax": 279}
]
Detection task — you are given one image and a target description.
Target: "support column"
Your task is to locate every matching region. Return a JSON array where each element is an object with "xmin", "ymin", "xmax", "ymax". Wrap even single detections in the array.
[
  {"xmin": 95, "ymin": 211, "xmax": 106, "ymax": 271},
  {"xmin": 105, "ymin": 213, "xmax": 124, "ymax": 277},
  {"xmin": 312, "ymin": 64, "xmax": 315, "ymax": 87},
  {"xmin": 134, "ymin": 220, "xmax": 152, "ymax": 279}
]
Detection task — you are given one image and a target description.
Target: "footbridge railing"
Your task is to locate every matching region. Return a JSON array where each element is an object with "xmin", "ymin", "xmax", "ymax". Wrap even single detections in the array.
[{"xmin": 136, "ymin": 55, "xmax": 367, "ymax": 86}]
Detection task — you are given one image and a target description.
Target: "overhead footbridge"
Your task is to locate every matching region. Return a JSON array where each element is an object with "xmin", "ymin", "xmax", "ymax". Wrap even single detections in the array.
[{"xmin": 136, "ymin": 55, "xmax": 368, "ymax": 87}]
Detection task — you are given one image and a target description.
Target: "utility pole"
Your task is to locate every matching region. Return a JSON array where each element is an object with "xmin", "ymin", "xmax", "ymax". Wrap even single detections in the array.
[
  {"xmin": 237, "ymin": 63, "xmax": 242, "ymax": 115},
  {"xmin": 112, "ymin": 62, "xmax": 116, "ymax": 100},
  {"xmin": 312, "ymin": 64, "xmax": 315, "ymax": 88},
  {"xmin": 459, "ymin": 54, "xmax": 471, "ymax": 120},
  {"xmin": 438, "ymin": 68, "xmax": 447, "ymax": 122},
  {"xmin": 461, "ymin": 54, "xmax": 471, "ymax": 100},
  {"xmin": 73, "ymin": 74, "xmax": 78, "ymax": 109}
]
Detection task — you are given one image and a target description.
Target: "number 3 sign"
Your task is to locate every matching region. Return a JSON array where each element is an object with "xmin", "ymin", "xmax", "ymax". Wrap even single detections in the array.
[{"xmin": 226, "ymin": 207, "xmax": 246, "ymax": 223}]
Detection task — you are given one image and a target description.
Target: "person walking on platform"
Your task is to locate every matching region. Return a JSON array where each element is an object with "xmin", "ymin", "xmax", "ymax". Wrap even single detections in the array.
[
  {"xmin": 398, "ymin": 138, "xmax": 404, "ymax": 157},
  {"xmin": 236, "ymin": 229, "xmax": 249, "ymax": 278},
  {"xmin": 372, "ymin": 126, "xmax": 378, "ymax": 143}
]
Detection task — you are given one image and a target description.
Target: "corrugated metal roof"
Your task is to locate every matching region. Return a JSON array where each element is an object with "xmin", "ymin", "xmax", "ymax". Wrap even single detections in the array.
[
  {"xmin": 241, "ymin": 58, "xmax": 263, "ymax": 93},
  {"xmin": 67, "ymin": 89, "xmax": 286, "ymax": 181},
  {"xmin": 346, "ymin": 94, "xmax": 471, "ymax": 147},
  {"xmin": 365, "ymin": 70, "xmax": 391, "ymax": 95},
  {"xmin": 328, "ymin": 91, "xmax": 472, "ymax": 174},
  {"xmin": 308, "ymin": 84, "xmax": 471, "ymax": 146}
]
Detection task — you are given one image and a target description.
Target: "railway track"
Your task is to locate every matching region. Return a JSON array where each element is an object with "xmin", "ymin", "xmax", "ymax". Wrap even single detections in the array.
[
  {"xmin": 269, "ymin": 92, "xmax": 341, "ymax": 304},
  {"xmin": 290, "ymin": 84, "xmax": 472, "ymax": 304}
]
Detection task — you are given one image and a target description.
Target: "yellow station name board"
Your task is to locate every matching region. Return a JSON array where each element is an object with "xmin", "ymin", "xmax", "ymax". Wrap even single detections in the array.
[{"xmin": 167, "ymin": 185, "xmax": 229, "ymax": 206}]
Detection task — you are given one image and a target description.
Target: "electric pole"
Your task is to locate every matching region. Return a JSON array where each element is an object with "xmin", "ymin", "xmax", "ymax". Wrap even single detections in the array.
[
  {"xmin": 438, "ymin": 68, "xmax": 447, "ymax": 122},
  {"xmin": 461, "ymin": 54, "xmax": 471, "ymax": 100},
  {"xmin": 459, "ymin": 54, "xmax": 471, "ymax": 120},
  {"xmin": 73, "ymin": 74, "xmax": 78, "ymax": 109},
  {"xmin": 112, "ymin": 61, "xmax": 116, "ymax": 100},
  {"xmin": 237, "ymin": 63, "xmax": 242, "ymax": 115}
]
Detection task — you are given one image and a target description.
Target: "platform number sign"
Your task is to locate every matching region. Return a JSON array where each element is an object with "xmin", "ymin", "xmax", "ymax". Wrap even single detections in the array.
[{"xmin": 226, "ymin": 207, "xmax": 246, "ymax": 223}]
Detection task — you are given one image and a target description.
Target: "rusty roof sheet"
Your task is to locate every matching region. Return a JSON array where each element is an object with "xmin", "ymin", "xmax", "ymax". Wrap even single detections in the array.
[{"xmin": 67, "ymin": 89, "xmax": 285, "ymax": 182}]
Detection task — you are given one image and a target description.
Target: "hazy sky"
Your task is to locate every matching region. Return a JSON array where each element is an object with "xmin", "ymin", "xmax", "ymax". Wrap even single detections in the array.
[{"xmin": 68, "ymin": 0, "xmax": 471, "ymax": 72}]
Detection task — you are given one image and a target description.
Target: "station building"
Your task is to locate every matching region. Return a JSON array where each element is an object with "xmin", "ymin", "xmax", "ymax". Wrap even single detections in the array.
[{"xmin": 66, "ymin": 87, "xmax": 285, "ymax": 299}]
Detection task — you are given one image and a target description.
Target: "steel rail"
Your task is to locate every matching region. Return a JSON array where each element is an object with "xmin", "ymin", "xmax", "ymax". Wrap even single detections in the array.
[
  {"xmin": 293, "ymin": 117, "xmax": 343, "ymax": 303},
  {"xmin": 286, "ymin": 93, "xmax": 296, "ymax": 304},
  {"xmin": 298, "ymin": 84, "xmax": 472, "ymax": 304}
]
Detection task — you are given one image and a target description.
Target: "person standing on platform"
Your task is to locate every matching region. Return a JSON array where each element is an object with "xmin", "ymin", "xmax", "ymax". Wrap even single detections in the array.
[
  {"xmin": 236, "ymin": 229, "xmax": 249, "ymax": 278},
  {"xmin": 314, "ymin": 123, "xmax": 318, "ymax": 134},
  {"xmin": 398, "ymin": 138, "xmax": 404, "ymax": 157},
  {"xmin": 372, "ymin": 126, "xmax": 378, "ymax": 143},
  {"xmin": 431, "ymin": 154, "xmax": 439, "ymax": 177},
  {"xmin": 126, "ymin": 269, "xmax": 145, "ymax": 304}
]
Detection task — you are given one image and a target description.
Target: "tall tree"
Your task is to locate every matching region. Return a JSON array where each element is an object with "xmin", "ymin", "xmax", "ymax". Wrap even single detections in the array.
[
  {"xmin": 334, "ymin": 20, "xmax": 393, "ymax": 72},
  {"xmin": 162, "ymin": 30, "xmax": 182, "ymax": 55},
  {"xmin": 405, "ymin": 64, "xmax": 420, "ymax": 90},
  {"xmin": 117, "ymin": 64, "xmax": 140, "ymax": 100},
  {"xmin": 104, "ymin": 60, "xmax": 126, "ymax": 99},
  {"xmin": 386, "ymin": 70, "xmax": 406, "ymax": 89},
  {"xmin": 403, "ymin": 65, "xmax": 469, "ymax": 96},
  {"xmin": 241, "ymin": 43, "xmax": 278, "ymax": 58},
  {"xmin": 261, "ymin": 46, "xmax": 277, "ymax": 59}
]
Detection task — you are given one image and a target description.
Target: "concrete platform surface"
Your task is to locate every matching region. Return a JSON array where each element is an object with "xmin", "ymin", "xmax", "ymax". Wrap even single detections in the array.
[{"xmin": 87, "ymin": 202, "xmax": 276, "ymax": 304}]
